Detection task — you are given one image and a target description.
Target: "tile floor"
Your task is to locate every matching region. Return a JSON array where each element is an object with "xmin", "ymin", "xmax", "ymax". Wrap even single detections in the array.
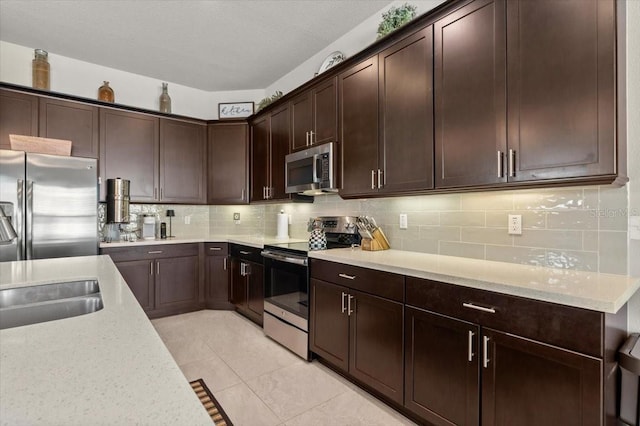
[{"xmin": 152, "ymin": 310, "xmax": 416, "ymax": 426}]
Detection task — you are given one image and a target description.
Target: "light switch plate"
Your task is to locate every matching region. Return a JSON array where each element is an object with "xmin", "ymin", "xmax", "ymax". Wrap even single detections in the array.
[
  {"xmin": 630, "ymin": 215, "xmax": 640, "ymax": 240},
  {"xmin": 399, "ymin": 213, "xmax": 408, "ymax": 229},
  {"xmin": 508, "ymin": 214, "xmax": 522, "ymax": 235}
]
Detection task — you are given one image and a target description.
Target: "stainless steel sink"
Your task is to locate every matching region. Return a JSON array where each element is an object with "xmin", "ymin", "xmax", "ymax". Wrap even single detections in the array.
[{"xmin": 0, "ymin": 280, "xmax": 103, "ymax": 330}]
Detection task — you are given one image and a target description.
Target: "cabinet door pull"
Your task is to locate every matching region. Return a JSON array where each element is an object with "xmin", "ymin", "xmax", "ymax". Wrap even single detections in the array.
[
  {"xmin": 497, "ymin": 151, "xmax": 504, "ymax": 178},
  {"xmin": 240, "ymin": 262, "xmax": 245, "ymax": 276},
  {"xmin": 148, "ymin": 250, "xmax": 163, "ymax": 254},
  {"xmin": 371, "ymin": 170, "xmax": 376, "ymax": 189},
  {"xmin": 241, "ymin": 188, "xmax": 245, "ymax": 201},
  {"xmin": 468, "ymin": 330, "xmax": 475, "ymax": 362},
  {"xmin": 338, "ymin": 273, "xmax": 356, "ymax": 280},
  {"xmin": 150, "ymin": 262, "xmax": 153, "ymax": 276},
  {"xmin": 309, "ymin": 130, "xmax": 315, "ymax": 145},
  {"xmin": 508, "ymin": 149, "xmax": 515, "ymax": 177},
  {"xmin": 209, "ymin": 247, "xmax": 222, "ymax": 251},
  {"xmin": 154, "ymin": 187, "xmax": 158, "ymax": 199},
  {"xmin": 245, "ymin": 263, "xmax": 251, "ymax": 275},
  {"xmin": 306, "ymin": 131, "xmax": 310, "ymax": 146},
  {"xmin": 156, "ymin": 261, "xmax": 160, "ymax": 275},
  {"xmin": 483, "ymin": 336, "xmax": 490, "ymax": 368},
  {"xmin": 347, "ymin": 294, "xmax": 354, "ymax": 315},
  {"xmin": 160, "ymin": 188, "xmax": 164, "ymax": 199},
  {"xmin": 462, "ymin": 302, "xmax": 496, "ymax": 314},
  {"xmin": 341, "ymin": 292, "xmax": 347, "ymax": 313},
  {"xmin": 223, "ymin": 257, "xmax": 227, "ymax": 271},
  {"xmin": 377, "ymin": 169, "xmax": 383, "ymax": 189}
]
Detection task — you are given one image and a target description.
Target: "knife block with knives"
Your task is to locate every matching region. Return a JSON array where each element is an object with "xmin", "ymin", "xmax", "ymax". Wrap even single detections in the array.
[{"xmin": 357, "ymin": 216, "xmax": 390, "ymax": 251}]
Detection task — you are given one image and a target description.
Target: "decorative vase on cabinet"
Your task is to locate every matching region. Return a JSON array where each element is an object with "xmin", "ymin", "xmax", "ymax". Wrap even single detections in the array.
[
  {"xmin": 159, "ymin": 82, "xmax": 171, "ymax": 113},
  {"xmin": 32, "ymin": 49, "xmax": 50, "ymax": 90},
  {"xmin": 98, "ymin": 81, "xmax": 115, "ymax": 103}
]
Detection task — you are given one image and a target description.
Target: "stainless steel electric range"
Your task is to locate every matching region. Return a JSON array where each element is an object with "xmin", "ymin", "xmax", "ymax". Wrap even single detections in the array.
[{"xmin": 261, "ymin": 216, "xmax": 361, "ymax": 360}]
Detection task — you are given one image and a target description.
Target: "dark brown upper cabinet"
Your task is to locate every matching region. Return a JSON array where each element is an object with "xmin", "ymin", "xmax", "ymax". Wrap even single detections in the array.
[
  {"xmin": 379, "ymin": 26, "xmax": 434, "ymax": 194},
  {"xmin": 434, "ymin": 0, "xmax": 507, "ymax": 189},
  {"xmin": 100, "ymin": 109, "xmax": 159, "ymax": 202},
  {"xmin": 435, "ymin": 0, "xmax": 618, "ymax": 189},
  {"xmin": 250, "ymin": 105, "xmax": 290, "ymax": 202},
  {"xmin": 159, "ymin": 118, "xmax": 206, "ymax": 204},
  {"xmin": 291, "ymin": 77, "xmax": 338, "ymax": 151},
  {"xmin": 506, "ymin": 0, "xmax": 616, "ymax": 182},
  {"xmin": 39, "ymin": 97, "xmax": 99, "ymax": 158},
  {"xmin": 0, "ymin": 88, "xmax": 38, "ymax": 150},
  {"xmin": 339, "ymin": 56, "xmax": 380, "ymax": 197},
  {"xmin": 207, "ymin": 122, "xmax": 249, "ymax": 204},
  {"xmin": 100, "ymin": 109, "xmax": 205, "ymax": 203},
  {"xmin": 340, "ymin": 26, "xmax": 434, "ymax": 198},
  {"xmin": 250, "ymin": 113, "xmax": 270, "ymax": 202}
]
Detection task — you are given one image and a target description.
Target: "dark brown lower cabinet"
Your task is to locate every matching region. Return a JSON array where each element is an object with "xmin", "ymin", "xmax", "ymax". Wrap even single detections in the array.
[
  {"xmin": 205, "ymin": 243, "xmax": 232, "ymax": 310},
  {"xmin": 114, "ymin": 259, "xmax": 155, "ymax": 312},
  {"xmin": 404, "ymin": 307, "xmax": 479, "ymax": 425},
  {"xmin": 404, "ymin": 276, "xmax": 625, "ymax": 426},
  {"xmin": 101, "ymin": 243, "xmax": 202, "ymax": 318},
  {"xmin": 310, "ymin": 278, "xmax": 404, "ymax": 405},
  {"xmin": 230, "ymin": 244, "xmax": 264, "ymax": 326},
  {"xmin": 481, "ymin": 328, "xmax": 601, "ymax": 426}
]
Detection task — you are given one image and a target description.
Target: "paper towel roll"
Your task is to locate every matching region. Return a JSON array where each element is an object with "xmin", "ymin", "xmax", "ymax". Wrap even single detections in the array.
[{"xmin": 276, "ymin": 211, "xmax": 289, "ymax": 240}]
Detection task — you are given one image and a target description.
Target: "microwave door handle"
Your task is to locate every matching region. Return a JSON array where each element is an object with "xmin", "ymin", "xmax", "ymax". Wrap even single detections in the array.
[{"xmin": 312, "ymin": 154, "xmax": 322, "ymax": 183}]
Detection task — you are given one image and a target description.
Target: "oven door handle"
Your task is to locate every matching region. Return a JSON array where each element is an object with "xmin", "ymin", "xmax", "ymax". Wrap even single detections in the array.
[{"xmin": 261, "ymin": 250, "xmax": 308, "ymax": 266}]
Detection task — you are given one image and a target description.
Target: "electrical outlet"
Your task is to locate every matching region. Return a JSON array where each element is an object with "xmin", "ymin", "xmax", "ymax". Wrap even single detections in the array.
[
  {"xmin": 508, "ymin": 214, "xmax": 522, "ymax": 235},
  {"xmin": 233, "ymin": 212, "xmax": 240, "ymax": 221},
  {"xmin": 399, "ymin": 213, "xmax": 408, "ymax": 229}
]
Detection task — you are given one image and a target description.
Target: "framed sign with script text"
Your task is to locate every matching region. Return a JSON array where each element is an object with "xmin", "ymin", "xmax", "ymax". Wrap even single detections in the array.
[{"xmin": 218, "ymin": 102, "xmax": 254, "ymax": 119}]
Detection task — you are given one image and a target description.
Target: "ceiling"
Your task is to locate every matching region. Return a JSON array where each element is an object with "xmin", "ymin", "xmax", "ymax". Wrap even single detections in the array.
[{"xmin": 0, "ymin": 0, "xmax": 392, "ymax": 91}]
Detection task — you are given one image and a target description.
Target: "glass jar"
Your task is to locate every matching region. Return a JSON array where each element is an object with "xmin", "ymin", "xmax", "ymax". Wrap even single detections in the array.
[
  {"xmin": 32, "ymin": 49, "xmax": 50, "ymax": 90},
  {"xmin": 159, "ymin": 82, "xmax": 171, "ymax": 113},
  {"xmin": 98, "ymin": 81, "xmax": 115, "ymax": 103}
]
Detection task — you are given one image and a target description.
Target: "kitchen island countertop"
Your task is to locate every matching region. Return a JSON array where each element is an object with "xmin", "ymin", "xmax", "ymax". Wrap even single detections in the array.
[
  {"xmin": 308, "ymin": 248, "xmax": 639, "ymax": 314},
  {"xmin": 0, "ymin": 255, "xmax": 212, "ymax": 426}
]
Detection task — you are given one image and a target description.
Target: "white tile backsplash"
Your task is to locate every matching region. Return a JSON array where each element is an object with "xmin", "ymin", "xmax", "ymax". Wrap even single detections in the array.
[{"xmin": 209, "ymin": 184, "xmax": 628, "ymax": 274}]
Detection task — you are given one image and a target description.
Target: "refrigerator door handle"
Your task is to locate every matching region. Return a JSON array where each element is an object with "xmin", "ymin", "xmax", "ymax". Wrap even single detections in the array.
[
  {"xmin": 26, "ymin": 180, "xmax": 33, "ymax": 260},
  {"xmin": 16, "ymin": 179, "xmax": 24, "ymax": 260}
]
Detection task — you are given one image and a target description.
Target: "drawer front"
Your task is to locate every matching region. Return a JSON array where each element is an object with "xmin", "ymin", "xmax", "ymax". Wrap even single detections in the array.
[
  {"xmin": 310, "ymin": 259, "xmax": 404, "ymax": 302},
  {"xmin": 406, "ymin": 277, "xmax": 603, "ymax": 358},
  {"xmin": 101, "ymin": 243, "xmax": 200, "ymax": 261},
  {"xmin": 230, "ymin": 244, "xmax": 263, "ymax": 263},
  {"xmin": 205, "ymin": 242, "xmax": 228, "ymax": 256}
]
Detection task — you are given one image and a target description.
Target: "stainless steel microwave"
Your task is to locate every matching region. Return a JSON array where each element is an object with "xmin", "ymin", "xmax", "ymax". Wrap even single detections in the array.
[{"xmin": 285, "ymin": 142, "xmax": 337, "ymax": 195}]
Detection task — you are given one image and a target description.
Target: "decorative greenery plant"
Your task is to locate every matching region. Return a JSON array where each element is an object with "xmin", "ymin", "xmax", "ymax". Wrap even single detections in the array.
[
  {"xmin": 256, "ymin": 90, "xmax": 284, "ymax": 112},
  {"xmin": 377, "ymin": 3, "xmax": 417, "ymax": 39}
]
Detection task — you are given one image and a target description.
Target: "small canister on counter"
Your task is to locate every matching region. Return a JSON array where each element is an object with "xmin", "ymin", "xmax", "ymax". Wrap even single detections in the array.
[{"xmin": 308, "ymin": 218, "xmax": 327, "ymax": 251}]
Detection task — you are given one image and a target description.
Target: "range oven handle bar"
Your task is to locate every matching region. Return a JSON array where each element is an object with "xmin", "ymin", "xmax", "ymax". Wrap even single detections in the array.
[{"xmin": 261, "ymin": 250, "xmax": 308, "ymax": 266}]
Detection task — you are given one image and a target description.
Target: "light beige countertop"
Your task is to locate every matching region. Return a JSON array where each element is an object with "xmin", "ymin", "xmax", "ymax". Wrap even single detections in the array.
[
  {"xmin": 308, "ymin": 248, "xmax": 640, "ymax": 314},
  {"xmin": 99, "ymin": 235, "xmax": 307, "ymax": 249},
  {"xmin": 0, "ymin": 256, "xmax": 212, "ymax": 426}
]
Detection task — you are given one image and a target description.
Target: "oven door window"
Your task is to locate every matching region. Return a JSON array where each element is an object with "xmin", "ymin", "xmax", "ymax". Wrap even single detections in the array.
[{"xmin": 264, "ymin": 259, "xmax": 308, "ymax": 319}]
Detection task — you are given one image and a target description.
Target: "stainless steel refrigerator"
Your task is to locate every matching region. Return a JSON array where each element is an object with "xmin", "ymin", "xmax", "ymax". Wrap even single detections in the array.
[{"xmin": 0, "ymin": 149, "xmax": 98, "ymax": 262}]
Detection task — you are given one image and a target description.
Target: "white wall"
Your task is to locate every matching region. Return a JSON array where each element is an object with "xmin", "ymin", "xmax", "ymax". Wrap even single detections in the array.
[
  {"xmin": 0, "ymin": 40, "xmax": 264, "ymax": 120},
  {"xmin": 265, "ymin": 0, "xmax": 447, "ymax": 96}
]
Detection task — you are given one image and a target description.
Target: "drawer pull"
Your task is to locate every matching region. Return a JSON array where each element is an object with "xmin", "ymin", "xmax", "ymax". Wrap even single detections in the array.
[
  {"xmin": 462, "ymin": 302, "xmax": 496, "ymax": 314},
  {"xmin": 338, "ymin": 273, "xmax": 356, "ymax": 280},
  {"xmin": 483, "ymin": 336, "xmax": 490, "ymax": 368},
  {"xmin": 148, "ymin": 250, "xmax": 163, "ymax": 254},
  {"xmin": 468, "ymin": 330, "xmax": 475, "ymax": 362},
  {"xmin": 209, "ymin": 247, "xmax": 222, "ymax": 251},
  {"xmin": 240, "ymin": 250, "xmax": 251, "ymax": 255}
]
